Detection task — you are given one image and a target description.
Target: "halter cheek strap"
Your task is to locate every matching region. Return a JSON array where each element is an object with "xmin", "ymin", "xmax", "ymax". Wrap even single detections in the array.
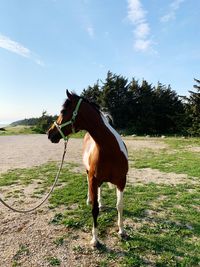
[
  {"xmin": 54, "ymin": 98, "xmax": 83, "ymax": 141},
  {"xmin": 54, "ymin": 121, "xmax": 68, "ymax": 141}
]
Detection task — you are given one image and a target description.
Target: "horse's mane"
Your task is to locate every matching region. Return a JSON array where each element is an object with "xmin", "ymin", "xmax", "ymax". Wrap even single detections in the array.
[{"xmin": 63, "ymin": 93, "xmax": 101, "ymax": 114}]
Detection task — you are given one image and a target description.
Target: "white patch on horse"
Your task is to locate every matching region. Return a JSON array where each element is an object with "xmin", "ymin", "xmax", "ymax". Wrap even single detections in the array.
[
  {"xmin": 91, "ymin": 226, "xmax": 98, "ymax": 246},
  {"xmin": 116, "ymin": 188, "xmax": 124, "ymax": 235},
  {"xmin": 101, "ymin": 114, "xmax": 128, "ymax": 160},
  {"xmin": 83, "ymin": 139, "xmax": 95, "ymax": 171}
]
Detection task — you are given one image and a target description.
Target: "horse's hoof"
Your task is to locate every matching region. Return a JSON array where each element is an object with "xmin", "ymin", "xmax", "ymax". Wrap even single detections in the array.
[
  {"xmin": 119, "ymin": 230, "xmax": 128, "ymax": 240},
  {"xmin": 90, "ymin": 239, "xmax": 99, "ymax": 248}
]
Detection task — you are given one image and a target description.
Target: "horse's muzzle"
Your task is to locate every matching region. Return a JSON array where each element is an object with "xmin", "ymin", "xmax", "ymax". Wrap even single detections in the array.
[{"xmin": 47, "ymin": 129, "xmax": 61, "ymax": 143}]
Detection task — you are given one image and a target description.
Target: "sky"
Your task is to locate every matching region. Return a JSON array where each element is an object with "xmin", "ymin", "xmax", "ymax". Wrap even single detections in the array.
[{"xmin": 0, "ymin": 0, "xmax": 200, "ymax": 124}]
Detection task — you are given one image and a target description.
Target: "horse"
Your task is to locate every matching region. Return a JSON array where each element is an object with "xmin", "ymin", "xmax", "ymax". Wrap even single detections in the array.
[{"xmin": 47, "ymin": 90, "xmax": 128, "ymax": 246}]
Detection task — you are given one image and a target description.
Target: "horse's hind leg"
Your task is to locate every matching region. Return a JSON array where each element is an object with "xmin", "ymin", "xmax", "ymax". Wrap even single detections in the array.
[
  {"xmin": 98, "ymin": 186, "xmax": 103, "ymax": 210},
  {"xmin": 116, "ymin": 188, "xmax": 124, "ymax": 236},
  {"xmin": 91, "ymin": 198, "xmax": 99, "ymax": 246}
]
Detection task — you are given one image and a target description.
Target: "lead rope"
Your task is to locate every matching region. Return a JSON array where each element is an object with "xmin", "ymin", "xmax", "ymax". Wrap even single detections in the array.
[{"xmin": 0, "ymin": 140, "xmax": 68, "ymax": 213}]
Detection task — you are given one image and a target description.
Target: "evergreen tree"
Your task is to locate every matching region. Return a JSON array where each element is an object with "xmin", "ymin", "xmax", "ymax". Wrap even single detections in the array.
[
  {"xmin": 153, "ymin": 83, "xmax": 185, "ymax": 134},
  {"xmin": 81, "ymin": 81, "xmax": 102, "ymax": 106},
  {"xmin": 101, "ymin": 71, "xmax": 130, "ymax": 129},
  {"xmin": 129, "ymin": 79, "xmax": 155, "ymax": 134},
  {"xmin": 122, "ymin": 78, "xmax": 139, "ymax": 134},
  {"xmin": 79, "ymin": 71, "xmax": 191, "ymax": 135},
  {"xmin": 35, "ymin": 111, "xmax": 56, "ymax": 133},
  {"xmin": 186, "ymin": 78, "xmax": 200, "ymax": 136}
]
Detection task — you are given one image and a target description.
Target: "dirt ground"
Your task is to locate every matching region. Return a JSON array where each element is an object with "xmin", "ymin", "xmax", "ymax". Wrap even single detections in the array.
[
  {"xmin": 0, "ymin": 135, "xmax": 83, "ymax": 174},
  {"xmin": 0, "ymin": 135, "xmax": 190, "ymax": 266}
]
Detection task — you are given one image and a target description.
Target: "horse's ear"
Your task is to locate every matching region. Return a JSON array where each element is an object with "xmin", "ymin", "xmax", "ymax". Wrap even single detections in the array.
[{"xmin": 66, "ymin": 89, "xmax": 73, "ymax": 100}]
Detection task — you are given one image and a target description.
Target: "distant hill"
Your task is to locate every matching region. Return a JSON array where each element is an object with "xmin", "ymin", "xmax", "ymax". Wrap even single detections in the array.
[
  {"xmin": 9, "ymin": 113, "xmax": 57, "ymax": 134},
  {"xmin": 10, "ymin": 118, "xmax": 41, "ymax": 126}
]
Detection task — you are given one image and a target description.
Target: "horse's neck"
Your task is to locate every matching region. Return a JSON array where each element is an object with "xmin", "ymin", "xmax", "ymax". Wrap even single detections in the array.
[{"xmin": 82, "ymin": 106, "xmax": 119, "ymax": 150}]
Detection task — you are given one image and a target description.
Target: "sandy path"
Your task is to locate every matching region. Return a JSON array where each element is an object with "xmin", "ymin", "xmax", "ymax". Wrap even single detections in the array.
[{"xmin": 0, "ymin": 135, "xmax": 83, "ymax": 174}]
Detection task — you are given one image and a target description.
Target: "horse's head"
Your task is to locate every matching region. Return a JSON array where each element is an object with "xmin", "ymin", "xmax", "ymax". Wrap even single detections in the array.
[{"xmin": 48, "ymin": 90, "xmax": 82, "ymax": 143}]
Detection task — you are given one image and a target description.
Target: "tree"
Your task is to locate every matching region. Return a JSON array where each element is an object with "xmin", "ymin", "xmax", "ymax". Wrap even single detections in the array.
[
  {"xmin": 153, "ymin": 83, "xmax": 185, "ymax": 134},
  {"xmin": 101, "ymin": 71, "xmax": 130, "ymax": 129},
  {"xmin": 186, "ymin": 78, "xmax": 200, "ymax": 136},
  {"xmin": 129, "ymin": 79, "xmax": 155, "ymax": 134},
  {"xmin": 81, "ymin": 81, "xmax": 102, "ymax": 106},
  {"xmin": 79, "ymin": 71, "xmax": 190, "ymax": 135},
  {"xmin": 35, "ymin": 111, "xmax": 56, "ymax": 133}
]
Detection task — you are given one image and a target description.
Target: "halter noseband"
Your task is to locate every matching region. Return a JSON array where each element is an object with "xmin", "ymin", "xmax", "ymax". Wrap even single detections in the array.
[{"xmin": 54, "ymin": 98, "xmax": 82, "ymax": 141}]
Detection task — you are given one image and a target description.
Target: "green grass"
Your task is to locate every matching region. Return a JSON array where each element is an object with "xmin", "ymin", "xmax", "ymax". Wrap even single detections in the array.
[
  {"xmin": 47, "ymin": 257, "xmax": 61, "ymax": 266},
  {"xmin": 0, "ymin": 125, "xmax": 36, "ymax": 135},
  {"xmin": 129, "ymin": 138, "xmax": 200, "ymax": 178},
  {"xmin": 70, "ymin": 130, "xmax": 86, "ymax": 138},
  {"xmin": 164, "ymin": 137, "xmax": 200, "ymax": 149},
  {"xmin": 0, "ymin": 126, "xmax": 86, "ymax": 137},
  {"xmin": 12, "ymin": 243, "xmax": 30, "ymax": 266},
  {"xmin": 53, "ymin": 236, "xmax": 65, "ymax": 246},
  {"xmin": 0, "ymin": 162, "xmax": 60, "ymax": 186},
  {"xmin": 1, "ymin": 161, "xmax": 199, "ymax": 266},
  {"xmin": 131, "ymin": 149, "xmax": 200, "ymax": 177}
]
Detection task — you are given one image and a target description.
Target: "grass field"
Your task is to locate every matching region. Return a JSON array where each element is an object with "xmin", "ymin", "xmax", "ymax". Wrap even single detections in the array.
[
  {"xmin": 0, "ymin": 125, "xmax": 86, "ymax": 138},
  {"xmin": 0, "ymin": 125, "xmax": 36, "ymax": 135},
  {"xmin": 0, "ymin": 137, "xmax": 199, "ymax": 266},
  {"xmin": 130, "ymin": 137, "xmax": 200, "ymax": 177}
]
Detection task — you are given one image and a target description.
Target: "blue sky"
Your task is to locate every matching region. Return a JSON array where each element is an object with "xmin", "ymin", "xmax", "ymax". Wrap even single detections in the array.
[{"xmin": 0, "ymin": 0, "xmax": 199, "ymax": 124}]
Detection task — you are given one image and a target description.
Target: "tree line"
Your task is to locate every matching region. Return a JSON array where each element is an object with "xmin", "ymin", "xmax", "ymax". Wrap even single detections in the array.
[
  {"xmin": 81, "ymin": 71, "xmax": 200, "ymax": 136},
  {"xmin": 11, "ymin": 111, "xmax": 57, "ymax": 134},
  {"xmin": 11, "ymin": 71, "xmax": 200, "ymax": 136}
]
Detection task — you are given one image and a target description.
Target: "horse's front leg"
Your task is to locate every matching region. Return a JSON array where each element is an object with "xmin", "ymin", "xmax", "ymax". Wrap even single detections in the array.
[
  {"xmin": 89, "ymin": 177, "xmax": 99, "ymax": 247},
  {"xmin": 86, "ymin": 173, "xmax": 91, "ymax": 205}
]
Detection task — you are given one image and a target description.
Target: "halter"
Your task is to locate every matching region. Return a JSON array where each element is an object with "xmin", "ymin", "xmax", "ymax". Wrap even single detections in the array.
[{"xmin": 54, "ymin": 98, "xmax": 83, "ymax": 141}]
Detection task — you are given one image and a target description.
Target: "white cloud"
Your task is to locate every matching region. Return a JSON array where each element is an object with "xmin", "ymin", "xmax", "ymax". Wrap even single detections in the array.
[
  {"xmin": 161, "ymin": 0, "xmax": 185, "ymax": 22},
  {"xmin": 134, "ymin": 22, "xmax": 150, "ymax": 39},
  {"xmin": 0, "ymin": 34, "xmax": 30, "ymax": 58},
  {"xmin": 0, "ymin": 33, "xmax": 44, "ymax": 66},
  {"xmin": 127, "ymin": 0, "xmax": 153, "ymax": 52},
  {"xmin": 134, "ymin": 39, "xmax": 152, "ymax": 52},
  {"xmin": 127, "ymin": 0, "xmax": 146, "ymax": 24},
  {"xmin": 171, "ymin": 0, "xmax": 185, "ymax": 10}
]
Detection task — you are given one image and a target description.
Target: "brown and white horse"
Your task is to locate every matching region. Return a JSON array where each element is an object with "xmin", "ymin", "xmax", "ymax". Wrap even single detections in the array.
[{"xmin": 48, "ymin": 90, "xmax": 128, "ymax": 246}]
